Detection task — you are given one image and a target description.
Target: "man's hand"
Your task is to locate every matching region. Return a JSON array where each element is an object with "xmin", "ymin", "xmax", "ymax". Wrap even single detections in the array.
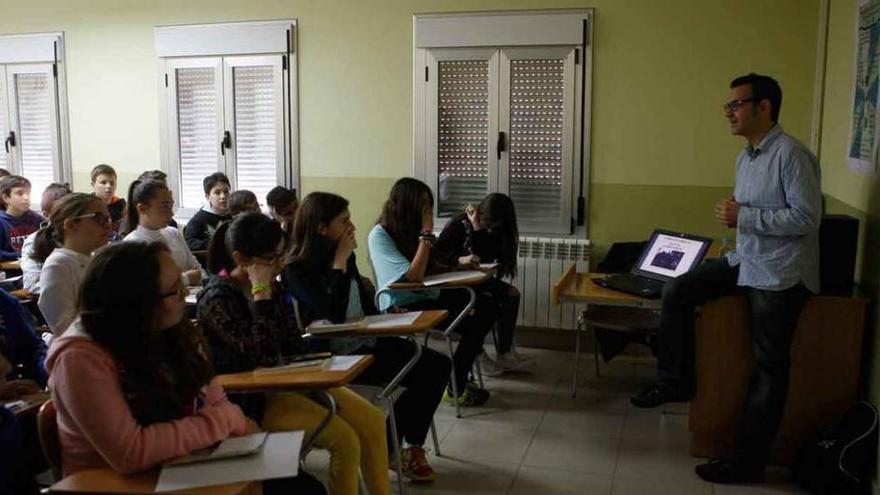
[{"xmin": 714, "ymin": 197, "xmax": 740, "ymax": 228}]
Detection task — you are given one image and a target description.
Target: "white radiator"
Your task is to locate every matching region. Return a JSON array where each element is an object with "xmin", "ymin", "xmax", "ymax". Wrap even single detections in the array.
[{"xmin": 512, "ymin": 237, "xmax": 590, "ymax": 330}]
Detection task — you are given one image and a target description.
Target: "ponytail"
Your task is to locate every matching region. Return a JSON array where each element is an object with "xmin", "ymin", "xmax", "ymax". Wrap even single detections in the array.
[
  {"xmin": 206, "ymin": 221, "xmax": 233, "ymax": 275},
  {"xmin": 31, "ymin": 223, "xmax": 60, "ymax": 263},
  {"xmin": 124, "ymin": 180, "xmax": 142, "ymax": 236}
]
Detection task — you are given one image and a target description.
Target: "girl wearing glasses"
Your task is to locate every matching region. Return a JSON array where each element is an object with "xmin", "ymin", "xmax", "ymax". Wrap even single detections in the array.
[
  {"xmin": 34, "ymin": 193, "xmax": 111, "ymax": 335},
  {"xmin": 198, "ymin": 213, "xmax": 389, "ymax": 495},
  {"xmin": 44, "ymin": 241, "xmax": 326, "ymax": 493},
  {"xmin": 124, "ymin": 180, "xmax": 202, "ymax": 287}
]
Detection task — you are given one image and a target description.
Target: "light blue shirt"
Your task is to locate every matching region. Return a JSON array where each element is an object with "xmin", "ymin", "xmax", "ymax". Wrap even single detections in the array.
[
  {"xmin": 368, "ymin": 225, "xmax": 439, "ymax": 311},
  {"xmin": 726, "ymin": 124, "xmax": 821, "ymax": 293},
  {"xmin": 330, "ymin": 280, "xmax": 375, "ymax": 354}
]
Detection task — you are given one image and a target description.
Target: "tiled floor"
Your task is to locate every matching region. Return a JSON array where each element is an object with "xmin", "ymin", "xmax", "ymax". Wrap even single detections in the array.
[{"xmin": 305, "ymin": 346, "xmax": 808, "ymax": 495}]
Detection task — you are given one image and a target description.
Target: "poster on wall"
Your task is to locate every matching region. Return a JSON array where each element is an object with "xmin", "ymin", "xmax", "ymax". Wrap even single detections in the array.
[{"xmin": 849, "ymin": 0, "xmax": 880, "ymax": 175}]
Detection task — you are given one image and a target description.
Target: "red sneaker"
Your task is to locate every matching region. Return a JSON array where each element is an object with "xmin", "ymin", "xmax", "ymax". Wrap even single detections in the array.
[{"xmin": 400, "ymin": 446, "xmax": 436, "ymax": 482}]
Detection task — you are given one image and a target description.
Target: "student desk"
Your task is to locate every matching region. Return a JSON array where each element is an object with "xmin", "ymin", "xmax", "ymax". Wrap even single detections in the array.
[
  {"xmin": 552, "ymin": 264, "xmax": 660, "ymax": 397},
  {"xmin": 2, "ymin": 390, "xmax": 50, "ymax": 417},
  {"xmin": 0, "ymin": 260, "xmax": 21, "ymax": 271},
  {"xmin": 49, "ymin": 468, "xmax": 259, "ymax": 494},
  {"xmin": 377, "ymin": 271, "xmax": 491, "ymax": 418},
  {"xmin": 217, "ymin": 355, "xmax": 373, "ymax": 458}
]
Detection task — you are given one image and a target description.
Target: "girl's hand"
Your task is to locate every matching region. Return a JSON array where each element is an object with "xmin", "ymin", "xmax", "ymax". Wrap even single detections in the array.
[
  {"xmin": 466, "ymin": 204, "xmax": 482, "ymax": 231},
  {"xmin": 245, "ymin": 262, "xmax": 276, "ymax": 288},
  {"xmin": 334, "ymin": 226, "xmax": 357, "ymax": 269},
  {"xmin": 421, "ymin": 205, "xmax": 434, "ymax": 232},
  {"xmin": 458, "ymin": 254, "xmax": 480, "ymax": 268}
]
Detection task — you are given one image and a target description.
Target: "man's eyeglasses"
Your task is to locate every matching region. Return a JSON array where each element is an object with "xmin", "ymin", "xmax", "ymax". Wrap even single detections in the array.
[
  {"xmin": 160, "ymin": 280, "xmax": 187, "ymax": 299},
  {"xmin": 71, "ymin": 212, "xmax": 111, "ymax": 226},
  {"xmin": 723, "ymin": 98, "xmax": 758, "ymax": 112}
]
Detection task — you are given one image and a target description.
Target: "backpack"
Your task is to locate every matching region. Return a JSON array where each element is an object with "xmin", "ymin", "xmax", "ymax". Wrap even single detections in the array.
[{"xmin": 793, "ymin": 401, "xmax": 878, "ymax": 495}]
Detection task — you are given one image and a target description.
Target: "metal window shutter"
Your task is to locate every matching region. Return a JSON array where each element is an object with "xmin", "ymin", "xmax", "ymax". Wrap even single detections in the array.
[
  {"xmin": 437, "ymin": 60, "xmax": 490, "ymax": 217},
  {"xmin": 0, "ymin": 74, "xmax": 8, "ymax": 171},
  {"xmin": 15, "ymin": 72, "xmax": 55, "ymax": 197},
  {"xmin": 508, "ymin": 59, "xmax": 565, "ymax": 225},
  {"xmin": 176, "ymin": 67, "xmax": 219, "ymax": 209},
  {"xmin": 232, "ymin": 64, "xmax": 277, "ymax": 206}
]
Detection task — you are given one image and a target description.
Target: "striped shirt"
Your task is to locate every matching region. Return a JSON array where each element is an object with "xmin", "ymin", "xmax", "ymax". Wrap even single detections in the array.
[{"xmin": 726, "ymin": 124, "xmax": 821, "ymax": 293}]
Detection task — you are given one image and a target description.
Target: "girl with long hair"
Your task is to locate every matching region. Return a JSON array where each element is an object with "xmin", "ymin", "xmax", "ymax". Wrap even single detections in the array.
[
  {"xmin": 284, "ymin": 191, "xmax": 450, "ymax": 481},
  {"xmin": 200, "ymin": 212, "xmax": 389, "ymax": 495},
  {"xmin": 35, "ymin": 193, "xmax": 111, "ymax": 334},
  {"xmin": 435, "ymin": 193, "xmax": 534, "ymax": 374},
  {"xmin": 123, "ymin": 179, "xmax": 202, "ymax": 286},
  {"xmin": 367, "ymin": 178, "xmax": 496, "ymax": 407}
]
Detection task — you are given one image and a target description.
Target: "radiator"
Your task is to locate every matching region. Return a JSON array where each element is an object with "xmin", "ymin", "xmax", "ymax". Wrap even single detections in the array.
[{"xmin": 512, "ymin": 237, "xmax": 591, "ymax": 330}]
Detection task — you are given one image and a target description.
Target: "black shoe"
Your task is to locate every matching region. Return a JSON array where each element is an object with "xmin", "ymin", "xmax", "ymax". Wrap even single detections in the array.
[
  {"xmin": 694, "ymin": 459, "xmax": 764, "ymax": 484},
  {"xmin": 630, "ymin": 383, "xmax": 690, "ymax": 408}
]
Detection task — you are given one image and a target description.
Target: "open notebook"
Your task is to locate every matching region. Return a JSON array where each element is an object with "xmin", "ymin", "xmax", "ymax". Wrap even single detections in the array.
[{"xmin": 306, "ymin": 311, "xmax": 422, "ymax": 334}]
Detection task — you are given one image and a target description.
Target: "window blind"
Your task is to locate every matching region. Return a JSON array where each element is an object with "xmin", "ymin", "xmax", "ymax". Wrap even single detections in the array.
[
  {"xmin": 176, "ymin": 67, "xmax": 219, "ymax": 209},
  {"xmin": 0, "ymin": 73, "xmax": 8, "ymax": 171},
  {"xmin": 507, "ymin": 58, "xmax": 565, "ymax": 225},
  {"xmin": 436, "ymin": 60, "xmax": 490, "ymax": 217},
  {"xmin": 232, "ymin": 64, "xmax": 277, "ymax": 206},
  {"xmin": 15, "ymin": 72, "xmax": 56, "ymax": 197}
]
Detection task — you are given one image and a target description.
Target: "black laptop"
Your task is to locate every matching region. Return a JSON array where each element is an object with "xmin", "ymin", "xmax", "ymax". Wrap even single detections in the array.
[{"xmin": 593, "ymin": 229, "xmax": 713, "ymax": 299}]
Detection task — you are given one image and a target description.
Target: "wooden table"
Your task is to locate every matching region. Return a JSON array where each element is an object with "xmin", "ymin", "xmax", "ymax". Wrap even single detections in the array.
[
  {"xmin": 303, "ymin": 310, "xmax": 448, "ymax": 339},
  {"xmin": 217, "ymin": 355, "xmax": 374, "ymax": 392},
  {"xmin": 553, "ymin": 264, "xmax": 660, "ymax": 397},
  {"xmin": 0, "ymin": 260, "xmax": 21, "ymax": 271},
  {"xmin": 2, "ymin": 390, "xmax": 50, "ymax": 417},
  {"xmin": 49, "ymin": 468, "xmax": 260, "ymax": 494}
]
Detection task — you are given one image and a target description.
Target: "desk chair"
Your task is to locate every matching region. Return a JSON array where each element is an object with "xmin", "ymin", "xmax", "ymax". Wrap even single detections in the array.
[
  {"xmin": 587, "ymin": 241, "xmax": 659, "ymax": 377},
  {"xmin": 37, "ymin": 399, "xmax": 62, "ymax": 481}
]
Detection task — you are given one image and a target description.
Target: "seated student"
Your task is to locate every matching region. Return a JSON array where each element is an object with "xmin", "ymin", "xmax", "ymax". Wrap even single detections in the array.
[
  {"xmin": 89, "ymin": 164, "xmax": 126, "ymax": 238},
  {"xmin": 124, "ymin": 180, "xmax": 202, "ymax": 286},
  {"xmin": 21, "ymin": 183, "xmax": 72, "ymax": 294},
  {"xmin": 368, "ymin": 178, "xmax": 496, "ymax": 407},
  {"xmin": 0, "ymin": 176, "xmax": 43, "ymax": 260},
  {"xmin": 183, "ymin": 172, "xmax": 231, "ymax": 252},
  {"xmin": 44, "ymin": 242, "xmax": 325, "ymax": 494},
  {"xmin": 435, "ymin": 193, "xmax": 533, "ymax": 375},
  {"xmin": 199, "ymin": 213, "xmax": 390, "ymax": 495},
  {"xmin": 284, "ymin": 192, "xmax": 450, "ymax": 481},
  {"xmin": 117, "ymin": 170, "xmax": 178, "ymax": 232},
  {"xmin": 0, "ymin": 288, "xmax": 47, "ymax": 386},
  {"xmin": 228, "ymin": 189, "xmax": 260, "ymax": 217},
  {"xmin": 267, "ymin": 186, "xmax": 298, "ymax": 233},
  {"xmin": 36, "ymin": 194, "xmax": 111, "ymax": 335}
]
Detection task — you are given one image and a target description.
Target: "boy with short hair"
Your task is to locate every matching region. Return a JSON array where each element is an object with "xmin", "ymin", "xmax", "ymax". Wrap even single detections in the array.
[
  {"xmin": 184, "ymin": 172, "xmax": 231, "ymax": 251},
  {"xmin": 90, "ymin": 164, "xmax": 126, "ymax": 237},
  {"xmin": 0, "ymin": 176, "xmax": 43, "ymax": 260},
  {"xmin": 266, "ymin": 186, "xmax": 298, "ymax": 232}
]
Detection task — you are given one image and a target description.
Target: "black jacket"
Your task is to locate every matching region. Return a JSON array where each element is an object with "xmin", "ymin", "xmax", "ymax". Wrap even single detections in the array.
[{"xmin": 283, "ymin": 253, "xmax": 378, "ymax": 328}]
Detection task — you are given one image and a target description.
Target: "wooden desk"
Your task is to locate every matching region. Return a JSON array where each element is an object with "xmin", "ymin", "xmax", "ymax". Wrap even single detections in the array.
[
  {"xmin": 2, "ymin": 390, "xmax": 50, "ymax": 417},
  {"xmin": 217, "ymin": 355, "xmax": 374, "ymax": 393},
  {"xmin": 553, "ymin": 264, "xmax": 660, "ymax": 397},
  {"xmin": 303, "ymin": 310, "xmax": 448, "ymax": 338},
  {"xmin": 0, "ymin": 260, "xmax": 21, "ymax": 271},
  {"xmin": 10, "ymin": 288, "xmax": 33, "ymax": 301},
  {"xmin": 49, "ymin": 468, "xmax": 259, "ymax": 494},
  {"xmin": 388, "ymin": 270, "xmax": 491, "ymax": 290}
]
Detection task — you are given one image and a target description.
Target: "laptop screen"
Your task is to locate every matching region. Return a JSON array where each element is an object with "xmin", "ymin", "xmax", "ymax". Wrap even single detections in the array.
[{"xmin": 632, "ymin": 230, "xmax": 713, "ymax": 281}]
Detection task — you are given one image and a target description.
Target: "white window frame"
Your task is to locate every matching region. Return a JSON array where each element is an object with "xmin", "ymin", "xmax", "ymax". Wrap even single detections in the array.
[
  {"xmin": 156, "ymin": 20, "xmax": 298, "ymax": 218},
  {"xmin": 0, "ymin": 32, "xmax": 72, "ymax": 187},
  {"xmin": 413, "ymin": 10, "xmax": 593, "ymax": 235}
]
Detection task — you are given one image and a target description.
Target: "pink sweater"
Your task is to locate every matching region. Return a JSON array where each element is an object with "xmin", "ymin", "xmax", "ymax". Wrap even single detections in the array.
[{"xmin": 46, "ymin": 320, "xmax": 247, "ymax": 476}]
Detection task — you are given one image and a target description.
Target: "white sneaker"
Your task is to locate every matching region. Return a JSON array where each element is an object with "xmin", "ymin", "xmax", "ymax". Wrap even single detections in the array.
[
  {"xmin": 478, "ymin": 353, "xmax": 504, "ymax": 377},
  {"xmin": 510, "ymin": 347, "xmax": 537, "ymax": 365},
  {"xmin": 496, "ymin": 351, "xmax": 535, "ymax": 373}
]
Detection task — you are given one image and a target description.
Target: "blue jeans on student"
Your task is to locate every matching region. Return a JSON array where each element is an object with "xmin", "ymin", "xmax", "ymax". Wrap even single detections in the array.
[{"xmin": 657, "ymin": 257, "xmax": 810, "ymax": 467}]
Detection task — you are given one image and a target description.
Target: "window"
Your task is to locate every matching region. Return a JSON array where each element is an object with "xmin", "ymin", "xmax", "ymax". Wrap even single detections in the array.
[
  {"xmin": 0, "ymin": 33, "xmax": 71, "ymax": 198},
  {"xmin": 414, "ymin": 11, "xmax": 592, "ymax": 234},
  {"xmin": 156, "ymin": 21, "xmax": 297, "ymax": 214}
]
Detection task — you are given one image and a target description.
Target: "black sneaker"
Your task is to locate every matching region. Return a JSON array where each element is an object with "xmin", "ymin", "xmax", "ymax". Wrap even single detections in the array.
[
  {"xmin": 630, "ymin": 383, "xmax": 690, "ymax": 408},
  {"xmin": 695, "ymin": 459, "xmax": 765, "ymax": 484}
]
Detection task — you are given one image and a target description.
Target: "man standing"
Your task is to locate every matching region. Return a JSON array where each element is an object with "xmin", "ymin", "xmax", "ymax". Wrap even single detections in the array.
[{"xmin": 630, "ymin": 73, "xmax": 821, "ymax": 483}]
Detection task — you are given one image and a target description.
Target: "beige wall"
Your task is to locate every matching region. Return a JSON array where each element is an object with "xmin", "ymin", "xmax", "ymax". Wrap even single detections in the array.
[{"xmin": 0, "ymin": 0, "xmax": 821, "ymax": 259}]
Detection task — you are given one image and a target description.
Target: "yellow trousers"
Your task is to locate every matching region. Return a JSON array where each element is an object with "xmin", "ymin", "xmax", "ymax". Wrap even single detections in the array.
[{"xmin": 262, "ymin": 388, "xmax": 390, "ymax": 495}]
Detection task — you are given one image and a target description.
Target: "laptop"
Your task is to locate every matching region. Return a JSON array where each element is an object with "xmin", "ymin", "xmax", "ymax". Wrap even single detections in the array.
[{"xmin": 593, "ymin": 229, "xmax": 713, "ymax": 299}]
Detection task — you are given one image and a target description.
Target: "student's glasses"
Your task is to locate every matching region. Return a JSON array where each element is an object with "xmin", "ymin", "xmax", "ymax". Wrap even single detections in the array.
[
  {"xmin": 71, "ymin": 212, "xmax": 111, "ymax": 226},
  {"xmin": 723, "ymin": 98, "xmax": 757, "ymax": 112}
]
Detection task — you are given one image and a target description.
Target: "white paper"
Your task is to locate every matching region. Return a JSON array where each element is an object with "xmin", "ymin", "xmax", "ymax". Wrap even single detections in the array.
[
  {"xmin": 327, "ymin": 355, "xmax": 363, "ymax": 371},
  {"xmin": 363, "ymin": 312, "xmax": 421, "ymax": 329},
  {"xmin": 479, "ymin": 263, "xmax": 498, "ymax": 270},
  {"xmin": 185, "ymin": 286, "xmax": 202, "ymax": 305},
  {"xmin": 156, "ymin": 431, "xmax": 303, "ymax": 492},
  {"xmin": 422, "ymin": 270, "xmax": 485, "ymax": 286}
]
